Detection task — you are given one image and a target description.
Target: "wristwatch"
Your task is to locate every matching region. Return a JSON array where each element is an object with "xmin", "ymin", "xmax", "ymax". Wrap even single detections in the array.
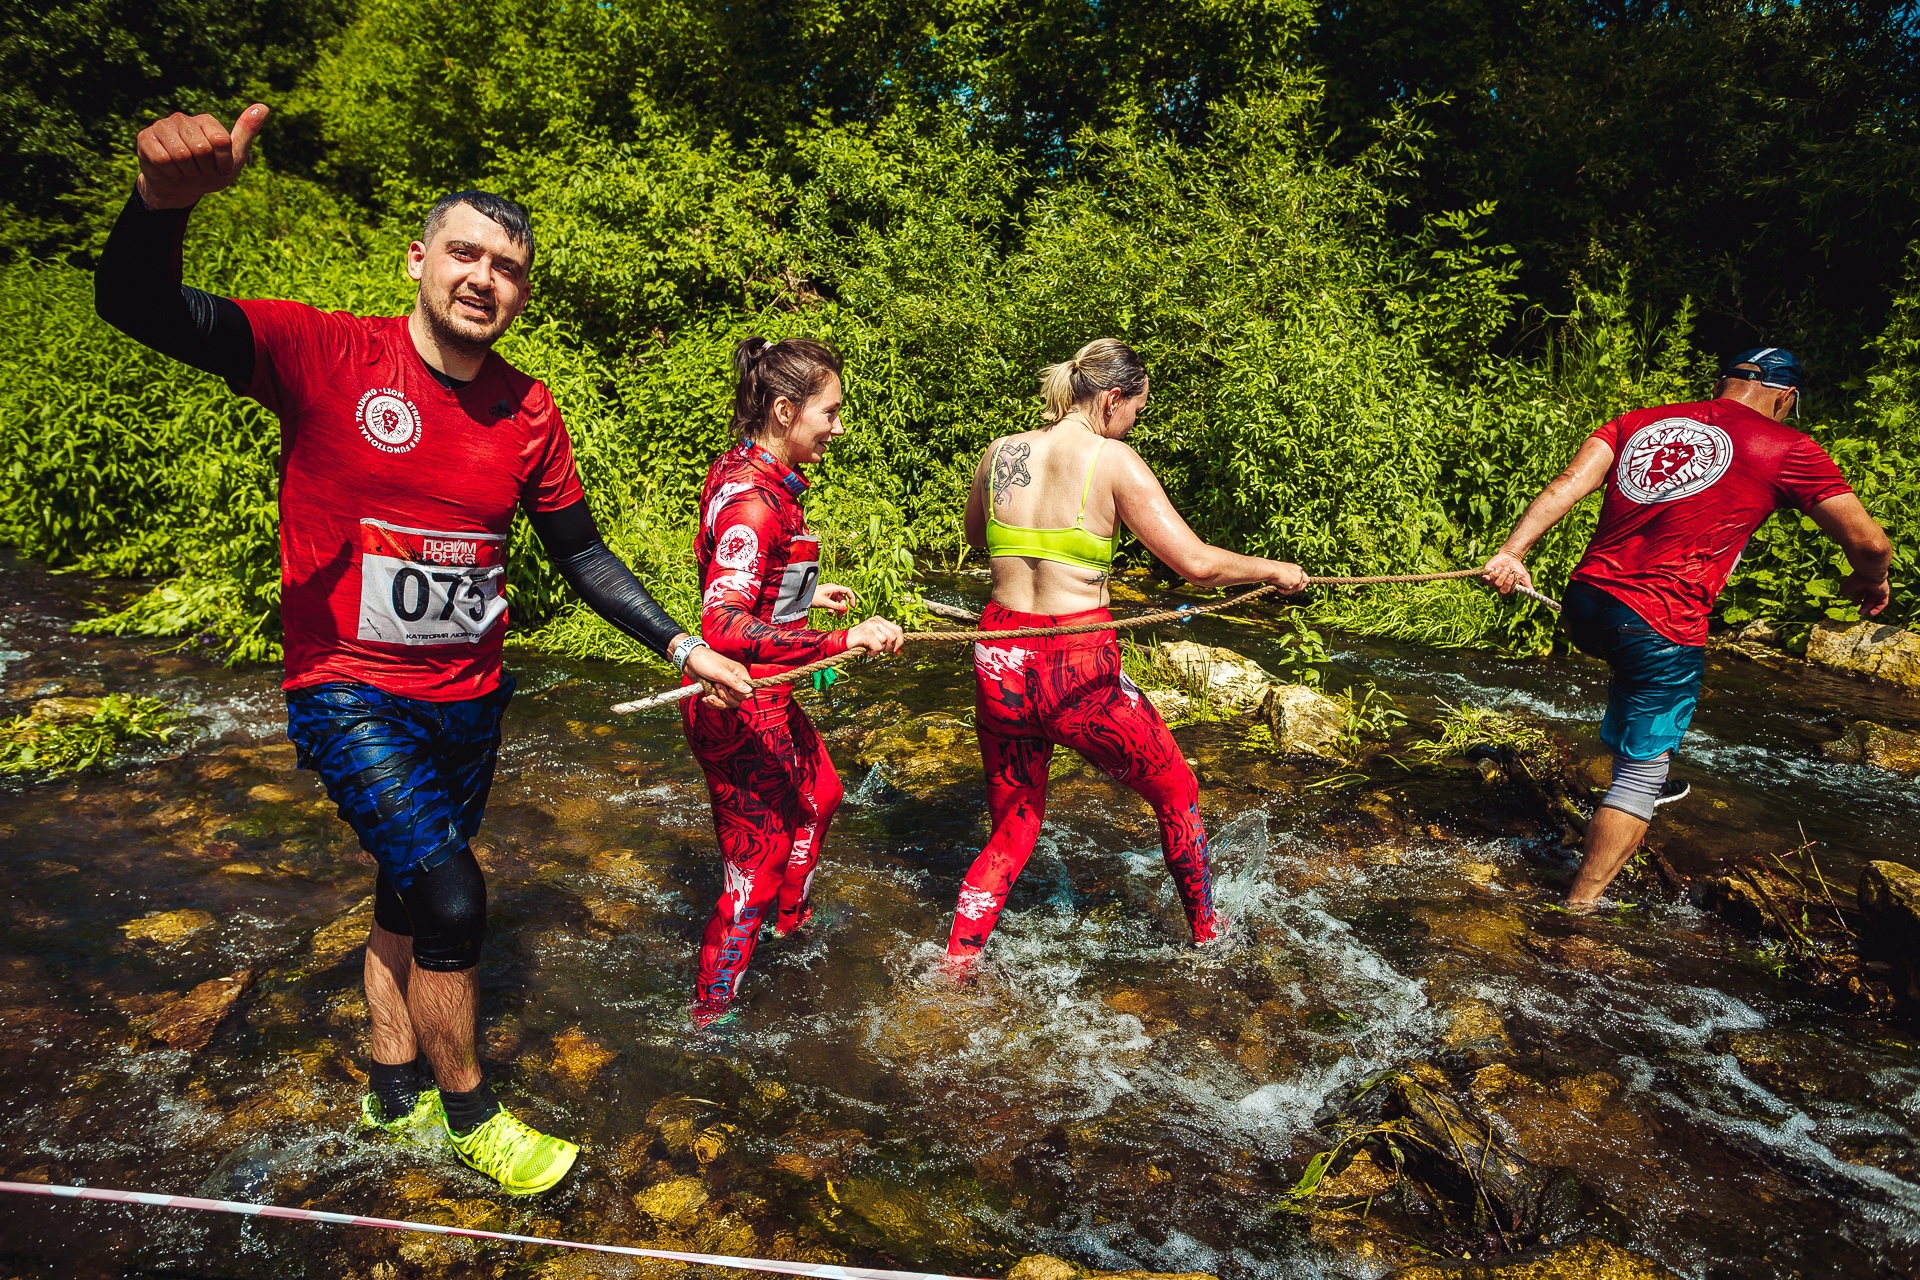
[{"xmin": 670, "ymin": 634, "xmax": 709, "ymax": 672}]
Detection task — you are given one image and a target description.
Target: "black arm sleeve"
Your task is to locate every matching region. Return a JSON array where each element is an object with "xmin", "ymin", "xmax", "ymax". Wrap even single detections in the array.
[
  {"xmin": 526, "ymin": 500, "xmax": 688, "ymax": 660},
  {"xmin": 95, "ymin": 189, "xmax": 256, "ymax": 389}
]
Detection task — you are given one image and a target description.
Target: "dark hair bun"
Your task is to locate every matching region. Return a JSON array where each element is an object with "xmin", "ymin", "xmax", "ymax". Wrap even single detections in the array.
[{"xmin": 733, "ymin": 336, "xmax": 774, "ymax": 378}]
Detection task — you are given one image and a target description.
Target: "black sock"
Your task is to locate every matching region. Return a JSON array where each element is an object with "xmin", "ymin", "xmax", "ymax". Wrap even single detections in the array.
[
  {"xmin": 440, "ymin": 1079, "xmax": 501, "ymax": 1135},
  {"xmin": 369, "ymin": 1057, "xmax": 423, "ymax": 1122}
]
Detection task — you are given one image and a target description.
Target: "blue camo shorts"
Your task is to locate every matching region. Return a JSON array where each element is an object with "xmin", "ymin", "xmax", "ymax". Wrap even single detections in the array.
[
  {"xmin": 1562, "ymin": 582, "xmax": 1705, "ymax": 762},
  {"xmin": 284, "ymin": 676, "xmax": 513, "ymax": 889}
]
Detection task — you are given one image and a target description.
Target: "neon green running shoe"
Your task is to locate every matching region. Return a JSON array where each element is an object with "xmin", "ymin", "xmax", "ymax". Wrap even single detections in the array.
[
  {"xmin": 446, "ymin": 1106, "xmax": 578, "ymax": 1196},
  {"xmin": 359, "ymin": 1087, "xmax": 442, "ymax": 1135}
]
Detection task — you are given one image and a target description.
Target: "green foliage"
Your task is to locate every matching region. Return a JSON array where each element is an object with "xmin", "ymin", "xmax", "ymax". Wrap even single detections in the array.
[
  {"xmin": 1410, "ymin": 702, "xmax": 1548, "ymax": 762},
  {"xmin": 1335, "ymin": 683, "xmax": 1406, "ymax": 755},
  {"xmin": 6, "ymin": 1, "xmax": 1920, "ymax": 670},
  {"xmin": 0, "ymin": 694, "xmax": 180, "ymax": 777}
]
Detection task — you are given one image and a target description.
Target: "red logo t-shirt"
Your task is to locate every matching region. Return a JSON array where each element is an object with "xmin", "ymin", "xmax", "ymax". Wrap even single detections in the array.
[
  {"xmin": 1570, "ymin": 398, "xmax": 1852, "ymax": 646},
  {"xmin": 236, "ymin": 301, "xmax": 585, "ymax": 700}
]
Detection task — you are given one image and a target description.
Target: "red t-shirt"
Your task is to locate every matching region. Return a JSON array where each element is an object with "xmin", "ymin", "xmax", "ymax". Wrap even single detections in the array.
[
  {"xmin": 236, "ymin": 301, "xmax": 585, "ymax": 700},
  {"xmin": 1570, "ymin": 398, "xmax": 1852, "ymax": 645}
]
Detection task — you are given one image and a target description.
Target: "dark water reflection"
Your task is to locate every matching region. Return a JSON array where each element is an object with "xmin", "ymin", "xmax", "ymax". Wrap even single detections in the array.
[{"xmin": 1, "ymin": 559, "xmax": 1917, "ymax": 1279}]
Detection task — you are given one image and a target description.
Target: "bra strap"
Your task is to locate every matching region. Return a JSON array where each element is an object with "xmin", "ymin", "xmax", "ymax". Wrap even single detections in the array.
[{"xmin": 1075, "ymin": 438, "xmax": 1106, "ymax": 525}]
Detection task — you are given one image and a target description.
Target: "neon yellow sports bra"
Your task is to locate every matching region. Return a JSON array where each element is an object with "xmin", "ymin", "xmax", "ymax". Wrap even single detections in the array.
[{"xmin": 984, "ymin": 438, "xmax": 1119, "ymax": 572}]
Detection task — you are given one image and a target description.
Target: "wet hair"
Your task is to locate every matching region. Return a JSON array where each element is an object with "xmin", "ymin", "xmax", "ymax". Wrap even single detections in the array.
[
  {"xmin": 731, "ymin": 336, "xmax": 844, "ymax": 439},
  {"xmin": 422, "ymin": 190, "xmax": 536, "ymax": 266},
  {"xmin": 1038, "ymin": 338, "xmax": 1148, "ymax": 422}
]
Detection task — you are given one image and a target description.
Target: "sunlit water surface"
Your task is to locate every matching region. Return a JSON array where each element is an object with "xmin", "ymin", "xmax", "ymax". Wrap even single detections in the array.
[{"xmin": 0, "ymin": 560, "xmax": 1917, "ymax": 1279}]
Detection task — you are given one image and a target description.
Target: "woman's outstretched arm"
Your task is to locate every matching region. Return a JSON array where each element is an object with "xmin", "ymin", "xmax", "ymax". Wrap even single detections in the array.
[{"xmin": 1110, "ymin": 444, "xmax": 1306, "ymax": 591}]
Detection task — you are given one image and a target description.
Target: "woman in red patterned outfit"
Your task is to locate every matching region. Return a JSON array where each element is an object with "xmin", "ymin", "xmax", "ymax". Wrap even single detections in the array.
[
  {"xmin": 684, "ymin": 337, "xmax": 904, "ymax": 1028},
  {"xmin": 949, "ymin": 339, "xmax": 1307, "ymax": 967}
]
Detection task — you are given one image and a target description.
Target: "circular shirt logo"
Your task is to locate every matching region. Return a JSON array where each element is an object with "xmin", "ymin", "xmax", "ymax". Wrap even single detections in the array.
[
  {"xmin": 714, "ymin": 524, "xmax": 760, "ymax": 570},
  {"xmin": 1616, "ymin": 417, "xmax": 1733, "ymax": 505},
  {"xmin": 356, "ymin": 388, "xmax": 422, "ymax": 454}
]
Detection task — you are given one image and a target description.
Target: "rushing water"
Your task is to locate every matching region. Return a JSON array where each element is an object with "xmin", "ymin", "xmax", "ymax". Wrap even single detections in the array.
[{"xmin": 1, "ymin": 557, "xmax": 1918, "ymax": 1279}]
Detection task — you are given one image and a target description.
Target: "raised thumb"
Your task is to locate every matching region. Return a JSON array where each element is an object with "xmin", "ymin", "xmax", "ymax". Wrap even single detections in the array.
[{"xmin": 230, "ymin": 103, "xmax": 271, "ymax": 167}]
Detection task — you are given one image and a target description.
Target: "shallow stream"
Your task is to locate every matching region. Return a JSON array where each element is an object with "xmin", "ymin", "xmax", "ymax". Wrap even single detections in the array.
[{"xmin": 1, "ymin": 557, "xmax": 1918, "ymax": 1278}]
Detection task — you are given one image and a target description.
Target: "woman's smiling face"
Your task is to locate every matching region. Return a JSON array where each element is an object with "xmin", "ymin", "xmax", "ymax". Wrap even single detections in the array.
[{"xmin": 775, "ymin": 372, "xmax": 845, "ymax": 465}]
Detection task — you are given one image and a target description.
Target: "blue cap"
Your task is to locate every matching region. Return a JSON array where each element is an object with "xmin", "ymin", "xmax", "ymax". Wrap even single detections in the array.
[{"xmin": 1722, "ymin": 346, "xmax": 1804, "ymax": 389}]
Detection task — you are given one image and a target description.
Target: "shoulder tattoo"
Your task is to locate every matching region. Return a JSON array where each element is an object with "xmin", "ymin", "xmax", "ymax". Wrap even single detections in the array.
[{"xmin": 991, "ymin": 442, "xmax": 1032, "ymax": 507}]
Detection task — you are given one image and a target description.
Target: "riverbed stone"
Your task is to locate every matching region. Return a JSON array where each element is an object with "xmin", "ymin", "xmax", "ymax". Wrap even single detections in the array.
[
  {"xmin": 1008, "ymin": 1257, "xmax": 1217, "ymax": 1280},
  {"xmin": 1149, "ymin": 641, "xmax": 1273, "ymax": 710},
  {"xmin": 855, "ymin": 713, "xmax": 978, "ymax": 797},
  {"xmin": 309, "ymin": 895, "xmax": 375, "ymax": 966},
  {"xmin": 28, "ymin": 696, "xmax": 104, "ymax": 724},
  {"xmin": 1806, "ymin": 621, "xmax": 1920, "ymax": 687},
  {"xmin": 1822, "ymin": 720, "xmax": 1920, "ymax": 774},
  {"xmin": 548, "ymin": 1027, "xmax": 616, "ymax": 1087},
  {"xmin": 1260, "ymin": 684, "xmax": 1346, "ymax": 757},
  {"xmin": 1858, "ymin": 860, "xmax": 1920, "ymax": 1001},
  {"xmin": 634, "ymin": 1176, "xmax": 707, "ymax": 1227},
  {"xmin": 146, "ymin": 969, "xmax": 252, "ymax": 1050},
  {"xmin": 1144, "ymin": 688, "xmax": 1194, "ymax": 723},
  {"xmin": 120, "ymin": 908, "xmax": 215, "ymax": 945},
  {"xmin": 1388, "ymin": 1237, "xmax": 1679, "ymax": 1278}
]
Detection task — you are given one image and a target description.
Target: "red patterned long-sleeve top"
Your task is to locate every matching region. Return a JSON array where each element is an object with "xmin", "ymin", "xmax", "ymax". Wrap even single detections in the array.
[{"xmin": 694, "ymin": 441, "xmax": 848, "ymax": 687}]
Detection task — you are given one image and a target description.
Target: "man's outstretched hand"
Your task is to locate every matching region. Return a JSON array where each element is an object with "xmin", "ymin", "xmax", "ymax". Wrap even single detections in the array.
[{"xmin": 136, "ymin": 103, "xmax": 269, "ymax": 211}]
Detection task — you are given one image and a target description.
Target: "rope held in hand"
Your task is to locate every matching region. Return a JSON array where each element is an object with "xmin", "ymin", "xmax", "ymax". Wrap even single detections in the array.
[{"xmin": 612, "ymin": 568, "xmax": 1560, "ymax": 715}]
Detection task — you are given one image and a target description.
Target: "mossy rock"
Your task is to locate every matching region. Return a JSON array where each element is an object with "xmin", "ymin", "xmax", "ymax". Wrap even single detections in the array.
[
  {"xmin": 855, "ymin": 713, "xmax": 978, "ymax": 797},
  {"xmin": 1389, "ymin": 1238, "xmax": 1679, "ymax": 1278}
]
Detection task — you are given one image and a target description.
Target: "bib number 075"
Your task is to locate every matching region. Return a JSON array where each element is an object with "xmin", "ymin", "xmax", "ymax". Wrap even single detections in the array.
[{"xmin": 357, "ymin": 519, "xmax": 508, "ymax": 646}]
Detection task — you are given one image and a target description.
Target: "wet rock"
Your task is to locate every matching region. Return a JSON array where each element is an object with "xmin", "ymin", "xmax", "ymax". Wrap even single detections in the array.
[
  {"xmin": 855, "ymin": 713, "xmax": 978, "ymax": 797},
  {"xmin": 1858, "ymin": 860, "xmax": 1920, "ymax": 1001},
  {"xmin": 28, "ymin": 696, "xmax": 104, "ymax": 724},
  {"xmin": 1440, "ymin": 999, "xmax": 1513, "ymax": 1063},
  {"xmin": 8, "ymin": 678, "xmax": 103, "ymax": 700},
  {"xmin": 246, "ymin": 782, "xmax": 304, "ymax": 803},
  {"xmin": 1308, "ymin": 1216, "xmax": 1425, "ymax": 1271},
  {"xmin": 1822, "ymin": 720, "xmax": 1920, "ymax": 774},
  {"xmin": 1149, "ymin": 640, "xmax": 1273, "ymax": 711},
  {"xmin": 1736, "ymin": 618, "xmax": 1785, "ymax": 648},
  {"xmin": 1314, "ymin": 1147, "xmax": 1398, "ymax": 1199},
  {"xmin": 1260, "ymin": 683, "xmax": 1345, "ymax": 758},
  {"xmin": 633, "ymin": 1176, "xmax": 708, "ymax": 1227},
  {"xmin": 146, "ymin": 969, "xmax": 252, "ymax": 1050},
  {"xmin": 583, "ymin": 896, "xmax": 642, "ymax": 936},
  {"xmin": 548, "ymin": 1027, "xmax": 616, "ymax": 1087},
  {"xmin": 1523, "ymin": 933, "xmax": 1646, "ymax": 977},
  {"xmin": 1387, "ymin": 1237, "xmax": 1679, "ymax": 1278},
  {"xmin": 1808, "ymin": 620, "xmax": 1920, "ymax": 686},
  {"xmin": 1143, "ymin": 688, "xmax": 1194, "ymax": 723},
  {"xmin": 309, "ymin": 896, "xmax": 375, "ymax": 966},
  {"xmin": 120, "ymin": 908, "xmax": 215, "ymax": 945},
  {"xmin": 217, "ymin": 861, "xmax": 266, "ymax": 876},
  {"xmin": 692, "ymin": 1123, "xmax": 735, "ymax": 1164},
  {"xmin": 1007, "ymin": 1257, "xmax": 1218, "ymax": 1280}
]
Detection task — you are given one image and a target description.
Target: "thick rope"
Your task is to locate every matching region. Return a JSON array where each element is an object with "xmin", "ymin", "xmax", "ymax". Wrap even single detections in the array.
[{"xmin": 613, "ymin": 569, "xmax": 1559, "ymax": 714}]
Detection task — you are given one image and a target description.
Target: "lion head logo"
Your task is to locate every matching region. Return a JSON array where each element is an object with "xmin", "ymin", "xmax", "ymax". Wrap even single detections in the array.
[
  {"xmin": 356, "ymin": 388, "xmax": 422, "ymax": 454},
  {"xmin": 1616, "ymin": 418, "xmax": 1733, "ymax": 505}
]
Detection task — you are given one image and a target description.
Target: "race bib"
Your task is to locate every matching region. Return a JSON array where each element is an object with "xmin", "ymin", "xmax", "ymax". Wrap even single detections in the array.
[
  {"xmin": 771, "ymin": 534, "xmax": 821, "ymax": 624},
  {"xmin": 356, "ymin": 520, "xmax": 507, "ymax": 646}
]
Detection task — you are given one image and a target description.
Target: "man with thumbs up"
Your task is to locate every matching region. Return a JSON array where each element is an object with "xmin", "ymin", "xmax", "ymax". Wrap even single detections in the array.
[{"xmin": 95, "ymin": 104, "xmax": 752, "ymax": 1196}]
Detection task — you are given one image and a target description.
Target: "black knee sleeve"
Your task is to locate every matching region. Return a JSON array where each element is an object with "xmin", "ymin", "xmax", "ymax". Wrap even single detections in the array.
[
  {"xmin": 373, "ymin": 870, "xmax": 413, "ymax": 936},
  {"xmin": 397, "ymin": 846, "xmax": 488, "ymax": 971}
]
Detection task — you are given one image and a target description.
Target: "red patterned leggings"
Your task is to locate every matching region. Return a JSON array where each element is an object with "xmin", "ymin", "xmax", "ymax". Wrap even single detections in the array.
[
  {"xmin": 948, "ymin": 603, "xmax": 1217, "ymax": 958},
  {"xmin": 683, "ymin": 691, "xmax": 841, "ymax": 1009}
]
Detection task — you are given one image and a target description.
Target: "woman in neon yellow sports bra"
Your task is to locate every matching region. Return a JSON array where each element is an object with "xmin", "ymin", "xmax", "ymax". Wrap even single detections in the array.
[{"xmin": 945, "ymin": 338, "xmax": 1307, "ymax": 967}]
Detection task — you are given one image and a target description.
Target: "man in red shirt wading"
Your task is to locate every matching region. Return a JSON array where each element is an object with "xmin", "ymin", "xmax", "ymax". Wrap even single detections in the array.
[
  {"xmin": 1483, "ymin": 348, "xmax": 1892, "ymax": 911},
  {"xmin": 95, "ymin": 104, "xmax": 752, "ymax": 1195}
]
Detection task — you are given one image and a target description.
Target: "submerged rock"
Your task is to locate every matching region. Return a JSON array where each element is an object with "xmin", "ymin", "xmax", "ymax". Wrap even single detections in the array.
[
  {"xmin": 855, "ymin": 713, "xmax": 978, "ymax": 798},
  {"xmin": 548, "ymin": 1027, "xmax": 616, "ymax": 1088},
  {"xmin": 1007, "ymin": 1257, "xmax": 1217, "ymax": 1280},
  {"xmin": 120, "ymin": 908, "xmax": 216, "ymax": 946},
  {"xmin": 1260, "ymin": 684, "xmax": 1346, "ymax": 758},
  {"xmin": 309, "ymin": 896, "xmax": 375, "ymax": 966},
  {"xmin": 146, "ymin": 969, "xmax": 252, "ymax": 1050},
  {"xmin": 1806, "ymin": 621, "xmax": 1920, "ymax": 687},
  {"xmin": 1858, "ymin": 860, "xmax": 1920, "ymax": 1001},
  {"xmin": 28, "ymin": 696, "xmax": 105, "ymax": 724},
  {"xmin": 1822, "ymin": 720, "xmax": 1920, "ymax": 774},
  {"xmin": 1388, "ymin": 1237, "xmax": 1679, "ymax": 1278},
  {"xmin": 633, "ymin": 1175, "xmax": 707, "ymax": 1227}
]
